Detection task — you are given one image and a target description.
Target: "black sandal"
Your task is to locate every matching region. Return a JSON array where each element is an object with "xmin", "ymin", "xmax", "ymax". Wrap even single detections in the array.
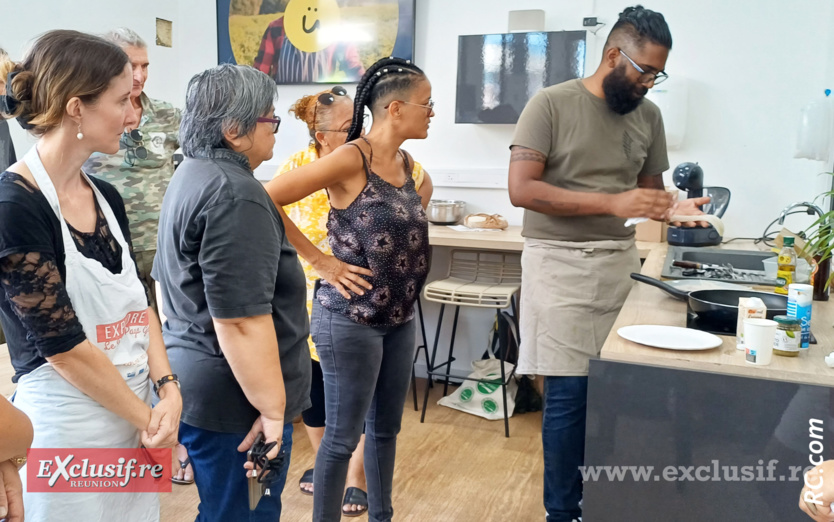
[
  {"xmin": 342, "ymin": 487, "xmax": 368, "ymax": 517},
  {"xmin": 299, "ymin": 468, "xmax": 314, "ymax": 496},
  {"xmin": 171, "ymin": 456, "xmax": 194, "ymax": 485}
]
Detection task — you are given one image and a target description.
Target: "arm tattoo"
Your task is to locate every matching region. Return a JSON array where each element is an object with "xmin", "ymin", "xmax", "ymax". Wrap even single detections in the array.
[
  {"xmin": 532, "ymin": 198, "xmax": 581, "ymax": 214},
  {"xmin": 510, "ymin": 146, "xmax": 546, "ymax": 164}
]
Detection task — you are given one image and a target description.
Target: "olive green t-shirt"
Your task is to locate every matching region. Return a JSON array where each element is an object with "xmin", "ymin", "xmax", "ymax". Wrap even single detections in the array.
[{"xmin": 511, "ymin": 79, "xmax": 669, "ymax": 241}]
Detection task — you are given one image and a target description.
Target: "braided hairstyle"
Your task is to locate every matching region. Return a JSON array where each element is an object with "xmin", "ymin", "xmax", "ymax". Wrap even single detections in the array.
[
  {"xmin": 607, "ymin": 5, "xmax": 672, "ymax": 50},
  {"xmin": 346, "ymin": 57, "xmax": 425, "ymax": 142}
]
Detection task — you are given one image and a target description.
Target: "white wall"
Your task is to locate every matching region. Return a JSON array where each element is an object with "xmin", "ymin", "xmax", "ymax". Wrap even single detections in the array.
[
  {"xmin": 406, "ymin": 0, "xmax": 834, "ymax": 238},
  {"xmin": 410, "ymin": 0, "xmax": 834, "ymax": 376},
  {"xmin": 7, "ymin": 0, "xmax": 832, "ymax": 228},
  {"xmin": 3, "ymin": 0, "xmax": 183, "ymax": 153},
  {"xmin": 5, "ymin": 0, "xmax": 834, "ymax": 377}
]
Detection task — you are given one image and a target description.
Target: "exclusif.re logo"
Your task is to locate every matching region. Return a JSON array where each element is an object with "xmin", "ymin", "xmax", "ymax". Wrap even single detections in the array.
[
  {"xmin": 96, "ymin": 310, "xmax": 150, "ymax": 344},
  {"xmin": 27, "ymin": 448, "xmax": 172, "ymax": 493}
]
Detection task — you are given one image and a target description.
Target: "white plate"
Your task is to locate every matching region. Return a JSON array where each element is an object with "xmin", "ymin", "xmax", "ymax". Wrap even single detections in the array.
[{"xmin": 617, "ymin": 325, "xmax": 723, "ymax": 350}]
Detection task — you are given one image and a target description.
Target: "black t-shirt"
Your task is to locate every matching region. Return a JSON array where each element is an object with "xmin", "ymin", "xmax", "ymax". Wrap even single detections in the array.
[
  {"xmin": 152, "ymin": 149, "xmax": 311, "ymax": 433},
  {"xmin": 0, "ymin": 120, "xmax": 15, "ymax": 172},
  {"xmin": 0, "ymin": 171, "xmax": 137, "ymax": 382}
]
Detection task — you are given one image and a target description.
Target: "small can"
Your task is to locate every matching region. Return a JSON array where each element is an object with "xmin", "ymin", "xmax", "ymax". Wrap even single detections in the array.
[{"xmin": 772, "ymin": 315, "xmax": 801, "ymax": 357}]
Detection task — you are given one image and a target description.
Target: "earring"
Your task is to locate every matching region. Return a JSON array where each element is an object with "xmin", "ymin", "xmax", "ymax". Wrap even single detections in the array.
[{"xmin": 76, "ymin": 122, "xmax": 83, "ymax": 140}]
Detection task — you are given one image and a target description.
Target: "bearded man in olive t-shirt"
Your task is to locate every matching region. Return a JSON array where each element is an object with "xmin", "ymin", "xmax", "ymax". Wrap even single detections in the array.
[{"xmin": 508, "ymin": 6, "xmax": 708, "ymax": 522}]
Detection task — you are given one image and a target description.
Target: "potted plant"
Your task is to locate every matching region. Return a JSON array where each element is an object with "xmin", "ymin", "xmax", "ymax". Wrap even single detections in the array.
[{"xmin": 803, "ymin": 173, "xmax": 834, "ymax": 296}]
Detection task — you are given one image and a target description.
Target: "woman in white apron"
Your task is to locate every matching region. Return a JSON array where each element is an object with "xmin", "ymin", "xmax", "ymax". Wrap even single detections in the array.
[{"xmin": 0, "ymin": 30, "xmax": 181, "ymax": 521}]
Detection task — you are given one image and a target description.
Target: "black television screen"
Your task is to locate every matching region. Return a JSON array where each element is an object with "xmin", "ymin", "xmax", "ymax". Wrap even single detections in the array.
[{"xmin": 455, "ymin": 31, "xmax": 587, "ymax": 124}]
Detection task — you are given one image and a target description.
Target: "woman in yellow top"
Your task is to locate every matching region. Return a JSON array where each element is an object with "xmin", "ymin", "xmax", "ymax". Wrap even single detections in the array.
[{"xmin": 275, "ymin": 86, "xmax": 431, "ymax": 517}]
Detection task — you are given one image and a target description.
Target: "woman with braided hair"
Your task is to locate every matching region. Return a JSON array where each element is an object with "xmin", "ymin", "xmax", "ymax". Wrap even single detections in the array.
[
  {"xmin": 274, "ymin": 85, "xmax": 431, "ymax": 517},
  {"xmin": 266, "ymin": 56, "xmax": 434, "ymax": 521}
]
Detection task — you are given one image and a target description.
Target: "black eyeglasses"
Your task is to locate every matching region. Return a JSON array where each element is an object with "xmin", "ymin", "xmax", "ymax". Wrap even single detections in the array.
[
  {"xmin": 257, "ymin": 115, "xmax": 282, "ymax": 133},
  {"xmin": 121, "ymin": 128, "xmax": 147, "ymax": 167},
  {"xmin": 619, "ymin": 49, "xmax": 668, "ymax": 85}
]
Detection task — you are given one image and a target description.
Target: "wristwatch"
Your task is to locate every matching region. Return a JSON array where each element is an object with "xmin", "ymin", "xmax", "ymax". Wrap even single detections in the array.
[{"xmin": 153, "ymin": 374, "xmax": 180, "ymax": 394}]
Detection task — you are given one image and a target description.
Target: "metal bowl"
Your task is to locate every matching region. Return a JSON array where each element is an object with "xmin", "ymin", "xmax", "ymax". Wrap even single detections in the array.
[{"xmin": 427, "ymin": 199, "xmax": 466, "ymax": 225}]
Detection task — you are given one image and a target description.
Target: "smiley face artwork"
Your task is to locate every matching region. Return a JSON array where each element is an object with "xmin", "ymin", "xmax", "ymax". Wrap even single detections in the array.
[
  {"xmin": 283, "ymin": 0, "xmax": 342, "ymax": 53},
  {"xmin": 226, "ymin": 0, "xmax": 415, "ymax": 84}
]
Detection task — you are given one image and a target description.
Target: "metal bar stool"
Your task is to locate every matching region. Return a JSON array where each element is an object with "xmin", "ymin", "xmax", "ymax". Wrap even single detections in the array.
[
  {"xmin": 410, "ymin": 297, "xmax": 433, "ymax": 411},
  {"xmin": 419, "ymin": 250, "xmax": 521, "ymax": 437}
]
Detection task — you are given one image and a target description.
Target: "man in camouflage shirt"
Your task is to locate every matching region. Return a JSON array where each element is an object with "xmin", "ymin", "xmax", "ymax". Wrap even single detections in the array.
[{"xmin": 84, "ymin": 28, "xmax": 180, "ymax": 313}]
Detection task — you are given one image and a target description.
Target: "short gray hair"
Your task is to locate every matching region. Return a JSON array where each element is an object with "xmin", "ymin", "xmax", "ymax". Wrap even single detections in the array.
[
  {"xmin": 180, "ymin": 64, "xmax": 277, "ymax": 157},
  {"xmin": 103, "ymin": 28, "xmax": 146, "ymax": 49}
]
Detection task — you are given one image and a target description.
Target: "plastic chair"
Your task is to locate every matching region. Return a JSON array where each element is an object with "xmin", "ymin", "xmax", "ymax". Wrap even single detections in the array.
[{"xmin": 419, "ymin": 250, "xmax": 522, "ymax": 437}]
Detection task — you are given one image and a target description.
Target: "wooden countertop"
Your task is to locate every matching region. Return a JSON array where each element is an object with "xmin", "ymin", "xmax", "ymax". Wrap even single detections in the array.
[
  {"xmin": 428, "ymin": 224, "xmax": 661, "ymax": 258},
  {"xmin": 428, "ymin": 224, "xmax": 526, "ymax": 251},
  {"xmin": 600, "ymin": 243, "xmax": 834, "ymax": 386}
]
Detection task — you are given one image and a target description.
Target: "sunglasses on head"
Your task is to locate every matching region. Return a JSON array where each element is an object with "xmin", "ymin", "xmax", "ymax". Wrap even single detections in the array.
[
  {"xmin": 314, "ymin": 86, "xmax": 348, "ymax": 127},
  {"xmin": 317, "ymin": 86, "xmax": 347, "ymax": 106}
]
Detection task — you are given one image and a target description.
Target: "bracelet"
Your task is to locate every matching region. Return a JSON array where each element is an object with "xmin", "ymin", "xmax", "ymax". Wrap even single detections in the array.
[
  {"xmin": 9, "ymin": 455, "xmax": 26, "ymax": 469},
  {"xmin": 153, "ymin": 374, "xmax": 180, "ymax": 394}
]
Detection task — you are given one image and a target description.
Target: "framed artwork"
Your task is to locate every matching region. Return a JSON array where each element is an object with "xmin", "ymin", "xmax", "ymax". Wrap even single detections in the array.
[{"xmin": 217, "ymin": 0, "xmax": 416, "ymax": 84}]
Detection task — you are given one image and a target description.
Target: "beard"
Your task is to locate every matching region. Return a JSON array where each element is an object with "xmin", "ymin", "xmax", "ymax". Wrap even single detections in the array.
[{"xmin": 602, "ymin": 64, "xmax": 649, "ymax": 115}]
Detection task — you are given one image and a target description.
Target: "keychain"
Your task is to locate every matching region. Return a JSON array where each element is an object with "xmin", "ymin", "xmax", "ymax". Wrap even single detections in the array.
[{"xmin": 247, "ymin": 432, "xmax": 285, "ymax": 510}]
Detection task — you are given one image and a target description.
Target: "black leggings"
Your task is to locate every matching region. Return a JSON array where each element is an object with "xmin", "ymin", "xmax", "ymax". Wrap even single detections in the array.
[
  {"xmin": 301, "ymin": 357, "xmax": 326, "ymax": 428},
  {"xmin": 300, "ymin": 354, "xmax": 368, "ymax": 435}
]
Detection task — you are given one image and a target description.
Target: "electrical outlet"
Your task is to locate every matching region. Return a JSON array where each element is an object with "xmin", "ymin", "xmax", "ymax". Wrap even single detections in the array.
[{"xmin": 583, "ymin": 17, "xmax": 598, "ymax": 27}]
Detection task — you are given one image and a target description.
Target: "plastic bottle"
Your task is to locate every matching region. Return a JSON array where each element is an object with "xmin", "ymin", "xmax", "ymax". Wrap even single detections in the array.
[
  {"xmin": 787, "ymin": 284, "xmax": 813, "ymax": 349},
  {"xmin": 795, "ymin": 89, "xmax": 832, "ymax": 161},
  {"xmin": 775, "ymin": 237, "xmax": 797, "ymax": 295}
]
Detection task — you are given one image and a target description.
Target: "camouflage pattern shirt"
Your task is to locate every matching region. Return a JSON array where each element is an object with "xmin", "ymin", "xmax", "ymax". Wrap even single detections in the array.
[{"xmin": 84, "ymin": 93, "xmax": 181, "ymax": 253}]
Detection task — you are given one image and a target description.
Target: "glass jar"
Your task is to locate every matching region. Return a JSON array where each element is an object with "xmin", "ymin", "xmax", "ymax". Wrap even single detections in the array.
[{"xmin": 773, "ymin": 315, "xmax": 801, "ymax": 357}]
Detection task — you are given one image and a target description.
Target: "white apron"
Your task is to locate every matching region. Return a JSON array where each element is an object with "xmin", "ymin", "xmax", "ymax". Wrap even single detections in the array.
[
  {"xmin": 14, "ymin": 146, "xmax": 159, "ymax": 521},
  {"xmin": 518, "ymin": 237, "xmax": 640, "ymax": 377}
]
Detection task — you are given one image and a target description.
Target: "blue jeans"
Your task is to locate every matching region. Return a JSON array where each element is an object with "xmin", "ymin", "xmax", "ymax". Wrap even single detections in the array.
[
  {"xmin": 543, "ymin": 376, "xmax": 588, "ymax": 522},
  {"xmin": 311, "ymin": 300, "xmax": 416, "ymax": 522},
  {"xmin": 179, "ymin": 421, "xmax": 293, "ymax": 521}
]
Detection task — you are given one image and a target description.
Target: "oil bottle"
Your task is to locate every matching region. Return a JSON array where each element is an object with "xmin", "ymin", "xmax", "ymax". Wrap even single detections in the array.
[{"xmin": 775, "ymin": 237, "xmax": 797, "ymax": 295}]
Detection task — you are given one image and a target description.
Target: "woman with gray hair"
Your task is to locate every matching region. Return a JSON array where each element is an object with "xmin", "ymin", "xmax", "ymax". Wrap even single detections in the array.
[{"xmin": 153, "ymin": 63, "xmax": 310, "ymax": 520}]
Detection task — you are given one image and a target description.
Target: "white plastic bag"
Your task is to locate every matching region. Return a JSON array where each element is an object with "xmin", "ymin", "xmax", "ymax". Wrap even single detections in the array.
[{"xmin": 437, "ymin": 354, "xmax": 517, "ymax": 421}]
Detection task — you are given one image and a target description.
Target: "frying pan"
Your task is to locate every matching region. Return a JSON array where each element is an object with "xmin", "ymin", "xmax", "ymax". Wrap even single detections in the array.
[{"xmin": 630, "ymin": 273, "xmax": 788, "ymax": 327}]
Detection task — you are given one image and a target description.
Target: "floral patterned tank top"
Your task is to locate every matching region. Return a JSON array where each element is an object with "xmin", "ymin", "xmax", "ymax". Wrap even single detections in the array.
[{"xmin": 317, "ymin": 144, "xmax": 429, "ymax": 327}]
